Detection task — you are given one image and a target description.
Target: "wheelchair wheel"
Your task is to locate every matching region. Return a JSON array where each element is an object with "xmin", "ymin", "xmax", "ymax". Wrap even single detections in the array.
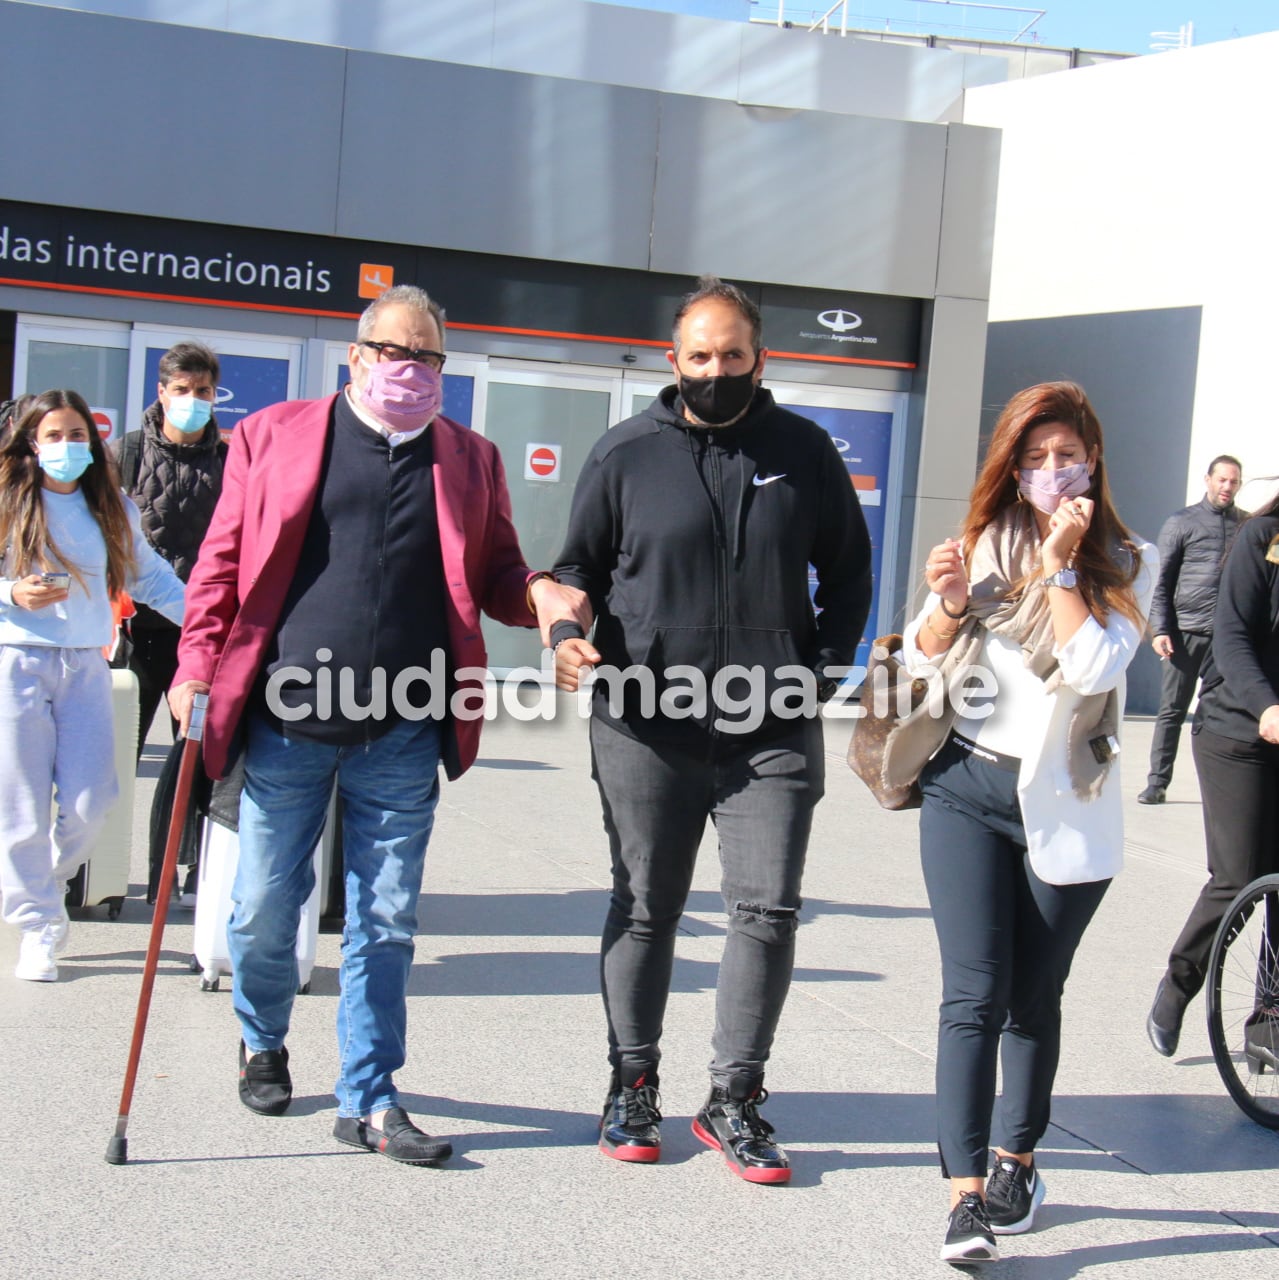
[{"xmin": 1206, "ymin": 873, "xmax": 1279, "ymax": 1129}]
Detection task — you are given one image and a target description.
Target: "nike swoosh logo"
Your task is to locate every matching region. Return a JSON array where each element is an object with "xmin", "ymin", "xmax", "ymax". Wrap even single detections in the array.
[{"xmin": 753, "ymin": 473, "xmax": 786, "ymax": 487}]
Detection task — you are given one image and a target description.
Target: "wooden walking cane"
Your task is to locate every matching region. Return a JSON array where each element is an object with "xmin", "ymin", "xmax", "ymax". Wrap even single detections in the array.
[{"xmin": 105, "ymin": 691, "xmax": 208, "ymax": 1165}]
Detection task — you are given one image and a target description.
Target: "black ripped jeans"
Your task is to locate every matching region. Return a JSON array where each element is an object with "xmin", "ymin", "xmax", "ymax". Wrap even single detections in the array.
[{"xmin": 589, "ymin": 716, "xmax": 823, "ymax": 1091}]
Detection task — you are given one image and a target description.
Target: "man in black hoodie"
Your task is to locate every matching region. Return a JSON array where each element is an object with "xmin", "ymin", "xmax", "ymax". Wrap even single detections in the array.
[
  {"xmin": 114, "ymin": 341, "xmax": 226, "ymax": 762},
  {"xmin": 552, "ymin": 277, "xmax": 873, "ymax": 1184}
]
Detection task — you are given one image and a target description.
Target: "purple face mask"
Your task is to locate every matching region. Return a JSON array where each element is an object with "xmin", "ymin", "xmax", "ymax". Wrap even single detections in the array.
[
  {"xmin": 1018, "ymin": 461, "xmax": 1091, "ymax": 514},
  {"xmin": 359, "ymin": 357, "xmax": 443, "ymax": 431}
]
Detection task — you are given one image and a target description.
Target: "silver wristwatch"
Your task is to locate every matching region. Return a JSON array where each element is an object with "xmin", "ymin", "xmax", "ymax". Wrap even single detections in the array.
[{"xmin": 1043, "ymin": 567, "xmax": 1079, "ymax": 590}]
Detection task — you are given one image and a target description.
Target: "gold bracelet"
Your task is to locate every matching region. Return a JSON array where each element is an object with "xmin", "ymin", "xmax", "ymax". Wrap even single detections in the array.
[
  {"xmin": 525, "ymin": 571, "xmax": 554, "ymax": 614},
  {"xmin": 923, "ymin": 612, "xmax": 962, "ymax": 643}
]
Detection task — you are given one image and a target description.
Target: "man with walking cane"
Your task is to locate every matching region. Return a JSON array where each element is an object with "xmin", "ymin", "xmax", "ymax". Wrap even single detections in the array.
[{"xmin": 168, "ymin": 285, "xmax": 587, "ymax": 1164}]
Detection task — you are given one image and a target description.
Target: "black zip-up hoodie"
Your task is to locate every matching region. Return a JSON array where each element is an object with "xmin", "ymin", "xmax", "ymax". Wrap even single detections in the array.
[{"xmin": 553, "ymin": 385, "xmax": 872, "ymax": 750}]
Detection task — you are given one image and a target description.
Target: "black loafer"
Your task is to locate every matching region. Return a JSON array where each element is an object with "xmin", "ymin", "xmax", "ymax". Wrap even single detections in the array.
[
  {"xmin": 238, "ymin": 1041, "xmax": 292, "ymax": 1115},
  {"xmin": 1137, "ymin": 785, "xmax": 1166, "ymax": 805},
  {"xmin": 334, "ymin": 1106, "xmax": 453, "ymax": 1165},
  {"xmin": 1146, "ymin": 978, "xmax": 1185, "ymax": 1058}
]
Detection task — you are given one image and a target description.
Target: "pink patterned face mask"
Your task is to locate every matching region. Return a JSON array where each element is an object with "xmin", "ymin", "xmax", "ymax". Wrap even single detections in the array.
[
  {"xmin": 358, "ymin": 357, "xmax": 443, "ymax": 431},
  {"xmin": 1018, "ymin": 461, "xmax": 1091, "ymax": 514}
]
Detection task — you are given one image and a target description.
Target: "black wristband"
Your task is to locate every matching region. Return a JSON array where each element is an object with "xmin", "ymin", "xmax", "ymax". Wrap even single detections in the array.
[
  {"xmin": 939, "ymin": 598, "xmax": 968, "ymax": 620},
  {"xmin": 549, "ymin": 619, "xmax": 587, "ymax": 650}
]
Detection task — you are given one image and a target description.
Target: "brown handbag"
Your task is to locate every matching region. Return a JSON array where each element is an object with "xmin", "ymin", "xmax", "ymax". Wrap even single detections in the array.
[{"xmin": 846, "ymin": 634, "xmax": 938, "ymax": 811}]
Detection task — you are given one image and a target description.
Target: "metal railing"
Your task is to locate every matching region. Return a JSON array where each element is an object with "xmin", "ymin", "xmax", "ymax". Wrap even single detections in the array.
[{"xmin": 750, "ymin": 1, "xmax": 1047, "ymax": 43}]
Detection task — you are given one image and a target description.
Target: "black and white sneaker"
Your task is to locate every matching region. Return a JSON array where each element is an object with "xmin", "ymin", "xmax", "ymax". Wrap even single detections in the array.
[
  {"xmin": 985, "ymin": 1156, "xmax": 1045, "ymax": 1235},
  {"xmin": 940, "ymin": 1193, "xmax": 1000, "ymax": 1265}
]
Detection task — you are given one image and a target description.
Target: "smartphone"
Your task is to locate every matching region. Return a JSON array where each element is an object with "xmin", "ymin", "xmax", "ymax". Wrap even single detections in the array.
[{"xmin": 40, "ymin": 572, "xmax": 71, "ymax": 589}]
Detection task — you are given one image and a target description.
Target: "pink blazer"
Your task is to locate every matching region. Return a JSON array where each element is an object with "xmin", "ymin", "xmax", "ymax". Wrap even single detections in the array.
[{"xmin": 174, "ymin": 395, "xmax": 537, "ymax": 780}]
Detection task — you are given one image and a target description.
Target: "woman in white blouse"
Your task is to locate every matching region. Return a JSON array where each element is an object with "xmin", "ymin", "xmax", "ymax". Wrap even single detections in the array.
[{"xmin": 905, "ymin": 382, "xmax": 1157, "ymax": 1265}]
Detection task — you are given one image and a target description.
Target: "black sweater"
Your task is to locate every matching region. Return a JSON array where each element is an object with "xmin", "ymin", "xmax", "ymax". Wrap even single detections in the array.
[
  {"xmin": 1197, "ymin": 515, "xmax": 1279, "ymax": 744},
  {"xmin": 257, "ymin": 394, "xmax": 448, "ymax": 744},
  {"xmin": 553, "ymin": 386, "xmax": 872, "ymax": 748}
]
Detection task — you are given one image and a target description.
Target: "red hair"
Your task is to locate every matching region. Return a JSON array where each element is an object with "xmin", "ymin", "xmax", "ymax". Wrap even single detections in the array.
[{"xmin": 962, "ymin": 381, "xmax": 1143, "ymax": 627}]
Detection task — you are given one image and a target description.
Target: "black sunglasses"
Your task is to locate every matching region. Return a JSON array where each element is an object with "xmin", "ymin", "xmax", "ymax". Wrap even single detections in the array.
[{"xmin": 359, "ymin": 340, "xmax": 446, "ymax": 371}]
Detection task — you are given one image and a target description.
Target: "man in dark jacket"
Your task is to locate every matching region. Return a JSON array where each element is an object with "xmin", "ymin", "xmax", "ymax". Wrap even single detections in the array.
[
  {"xmin": 552, "ymin": 277, "xmax": 872, "ymax": 1184},
  {"xmin": 114, "ymin": 341, "xmax": 225, "ymax": 760},
  {"xmin": 1139, "ymin": 456, "xmax": 1245, "ymax": 803}
]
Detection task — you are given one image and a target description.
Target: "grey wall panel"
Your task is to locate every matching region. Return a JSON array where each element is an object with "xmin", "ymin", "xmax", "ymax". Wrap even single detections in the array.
[
  {"xmin": 982, "ymin": 306, "xmax": 1204, "ymax": 715},
  {"xmin": 336, "ymin": 55, "xmax": 660, "ymax": 270},
  {"xmin": 0, "ymin": 4, "xmax": 346, "ymax": 234},
  {"xmin": 737, "ymin": 24, "xmax": 975, "ymax": 122},
  {"xmin": 18, "ymin": 0, "xmax": 1002, "ymax": 124},
  {"xmin": 229, "ymin": 0, "xmax": 502, "ymax": 69},
  {"xmin": 650, "ymin": 98, "xmax": 946, "ymax": 296},
  {"xmin": 935, "ymin": 123, "xmax": 1000, "ymax": 301},
  {"xmin": 492, "ymin": 0, "xmax": 744, "ymax": 101}
]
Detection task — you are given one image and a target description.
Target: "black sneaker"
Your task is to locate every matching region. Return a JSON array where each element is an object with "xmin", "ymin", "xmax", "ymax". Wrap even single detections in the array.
[
  {"xmin": 598, "ymin": 1067, "xmax": 662, "ymax": 1163},
  {"xmin": 334, "ymin": 1107, "xmax": 453, "ymax": 1165},
  {"xmin": 691, "ymin": 1081, "xmax": 790, "ymax": 1185},
  {"xmin": 1146, "ymin": 976, "xmax": 1187, "ymax": 1058},
  {"xmin": 985, "ymin": 1155, "xmax": 1046, "ymax": 1234},
  {"xmin": 940, "ymin": 1192, "xmax": 1000, "ymax": 1264},
  {"xmin": 238, "ymin": 1041, "xmax": 292, "ymax": 1115}
]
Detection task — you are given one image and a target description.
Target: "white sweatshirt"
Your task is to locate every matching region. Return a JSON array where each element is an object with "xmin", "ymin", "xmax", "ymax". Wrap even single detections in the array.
[{"xmin": 0, "ymin": 488, "xmax": 185, "ymax": 647}]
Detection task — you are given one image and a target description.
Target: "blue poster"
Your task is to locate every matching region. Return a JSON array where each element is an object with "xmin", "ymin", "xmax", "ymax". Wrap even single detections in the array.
[
  {"xmin": 144, "ymin": 347, "xmax": 290, "ymax": 433},
  {"xmin": 334, "ymin": 362, "xmax": 474, "ymax": 428},
  {"xmin": 774, "ymin": 400, "xmax": 894, "ymax": 674}
]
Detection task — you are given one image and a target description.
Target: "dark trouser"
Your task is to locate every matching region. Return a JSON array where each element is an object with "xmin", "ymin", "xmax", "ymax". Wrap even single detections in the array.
[
  {"xmin": 920, "ymin": 738, "xmax": 1110, "ymax": 1179},
  {"xmin": 1165, "ymin": 725, "xmax": 1279, "ymax": 1002},
  {"xmin": 1146, "ymin": 630, "xmax": 1212, "ymax": 789},
  {"xmin": 589, "ymin": 716, "xmax": 823, "ymax": 1091},
  {"xmin": 127, "ymin": 624, "xmax": 181, "ymax": 759}
]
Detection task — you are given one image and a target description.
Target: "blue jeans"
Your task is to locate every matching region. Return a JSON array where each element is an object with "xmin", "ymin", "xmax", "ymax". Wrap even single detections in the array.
[{"xmin": 231, "ymin": 714, "xmax": 442, "ymax": 1117}]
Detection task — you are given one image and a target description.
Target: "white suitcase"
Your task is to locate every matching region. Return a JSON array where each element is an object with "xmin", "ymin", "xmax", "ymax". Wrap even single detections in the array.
[
  {"xmin": 64, "ymin": 667, "xmax": 137, "ymax": 919},
  {"xmin": 191, "ymin": 790, "xmax": 336, "ymax": 994}
]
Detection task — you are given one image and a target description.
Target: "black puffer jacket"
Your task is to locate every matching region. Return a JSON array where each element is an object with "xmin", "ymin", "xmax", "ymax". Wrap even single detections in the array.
[
  {"xmin": 115, "ymin": 401, "xmax": 226, "ymax": 630},
  {"xmin": 1148, "ymin": 496, "xmax": 1246, "ymax": 637}
]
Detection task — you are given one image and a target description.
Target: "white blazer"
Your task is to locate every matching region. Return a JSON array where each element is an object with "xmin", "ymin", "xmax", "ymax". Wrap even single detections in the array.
[{"xmin": 902, "ymin": 541, "xmax": 1158, "ymax": 885}]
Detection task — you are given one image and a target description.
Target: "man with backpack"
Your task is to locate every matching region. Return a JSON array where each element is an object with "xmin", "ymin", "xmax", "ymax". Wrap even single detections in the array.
[{"xmin": 114, "ymin": 341, "xmax": 225, "ymax": 762}]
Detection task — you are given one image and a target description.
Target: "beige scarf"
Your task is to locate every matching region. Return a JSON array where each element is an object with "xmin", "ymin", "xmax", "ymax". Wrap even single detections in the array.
[{"xmin": 882, "ymin": 504, "xmax": 1121, "ymax": 801}]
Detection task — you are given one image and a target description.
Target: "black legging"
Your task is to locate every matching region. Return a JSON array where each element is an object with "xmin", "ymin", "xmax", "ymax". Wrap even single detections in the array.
[
  {"xmin": 1165, "ymin": 725, "xmax": 1279, "ymax": 1000},
  {"xmin": 920, "ymin": 737, "xmax": 1109, "ymax": 1179},
  {"xmin": 127, "ymin": 624, "xmax": 181, "ymax": 759}
]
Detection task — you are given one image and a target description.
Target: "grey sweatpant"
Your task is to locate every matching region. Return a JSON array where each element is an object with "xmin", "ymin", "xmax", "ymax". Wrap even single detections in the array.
[{"xmin": 0, "ymin": 645, "xmax": 117, "ymax": 930}]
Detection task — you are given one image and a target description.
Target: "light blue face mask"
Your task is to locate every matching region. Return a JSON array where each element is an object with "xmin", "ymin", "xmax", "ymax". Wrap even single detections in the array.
[
  {"xmin": 37, "ymin": 440, "xmax": 94, "ymax": 483},
  {"xmin": 165, "ymin": 394, "xmax": 213, "ymax": 434}
]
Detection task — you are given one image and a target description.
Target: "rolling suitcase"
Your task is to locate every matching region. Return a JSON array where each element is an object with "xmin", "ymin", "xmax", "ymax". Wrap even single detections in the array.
[
  {"xmin": 64, "ymin": 667, "xmax": 137, "ymax": 920},
  {"xmin": 190, "ymin": 788, "xmax": 336, "ymax": 994}
]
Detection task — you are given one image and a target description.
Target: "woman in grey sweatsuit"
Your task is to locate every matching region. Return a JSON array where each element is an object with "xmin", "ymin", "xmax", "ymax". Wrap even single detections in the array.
[{"xmin": 0, "ymin": 389, "xmax": 184, "ymax": 981}]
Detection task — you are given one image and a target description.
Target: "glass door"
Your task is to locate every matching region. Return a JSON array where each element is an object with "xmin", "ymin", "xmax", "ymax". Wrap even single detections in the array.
[
  {"xmin": 763, "ymin": 378, "xmax": 909, "ymax": 673},
  {"xmin": 14, "ymin": 316, "xmax": 130, "ymax": 445},
  {"xmin": 127, "ymin": 325, "xmax": 304, "ymax": 440},
  {"xmin": 478, "ymin": 362, "xmax": 621, "ymax": 672}
]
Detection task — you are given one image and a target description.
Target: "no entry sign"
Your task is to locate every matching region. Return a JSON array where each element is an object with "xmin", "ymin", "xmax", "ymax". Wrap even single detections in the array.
[{"xmin": 524, "ymin": 442, "xmax": 562, "ymax": 482}]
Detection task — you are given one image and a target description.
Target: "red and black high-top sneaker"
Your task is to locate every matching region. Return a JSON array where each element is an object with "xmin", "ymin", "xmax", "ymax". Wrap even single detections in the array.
[
  {"xmin": 598, "ymin": 1066, "xmax": 662, "ymax": 1163},
  {"xmin": 692, "ymin": 1080, "xmax": 790, "ymax": 1184}
]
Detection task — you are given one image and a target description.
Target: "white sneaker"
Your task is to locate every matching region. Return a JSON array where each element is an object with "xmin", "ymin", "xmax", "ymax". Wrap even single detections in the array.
[{"xmin": 15, "ymin": 926, "xmax": 59, "ymax": 982}]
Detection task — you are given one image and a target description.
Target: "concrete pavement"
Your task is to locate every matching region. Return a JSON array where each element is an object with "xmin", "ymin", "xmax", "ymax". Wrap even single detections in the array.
[{"xmin": 3, "ymin": 706, "xmax": 1277, "ymax": 1279}]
